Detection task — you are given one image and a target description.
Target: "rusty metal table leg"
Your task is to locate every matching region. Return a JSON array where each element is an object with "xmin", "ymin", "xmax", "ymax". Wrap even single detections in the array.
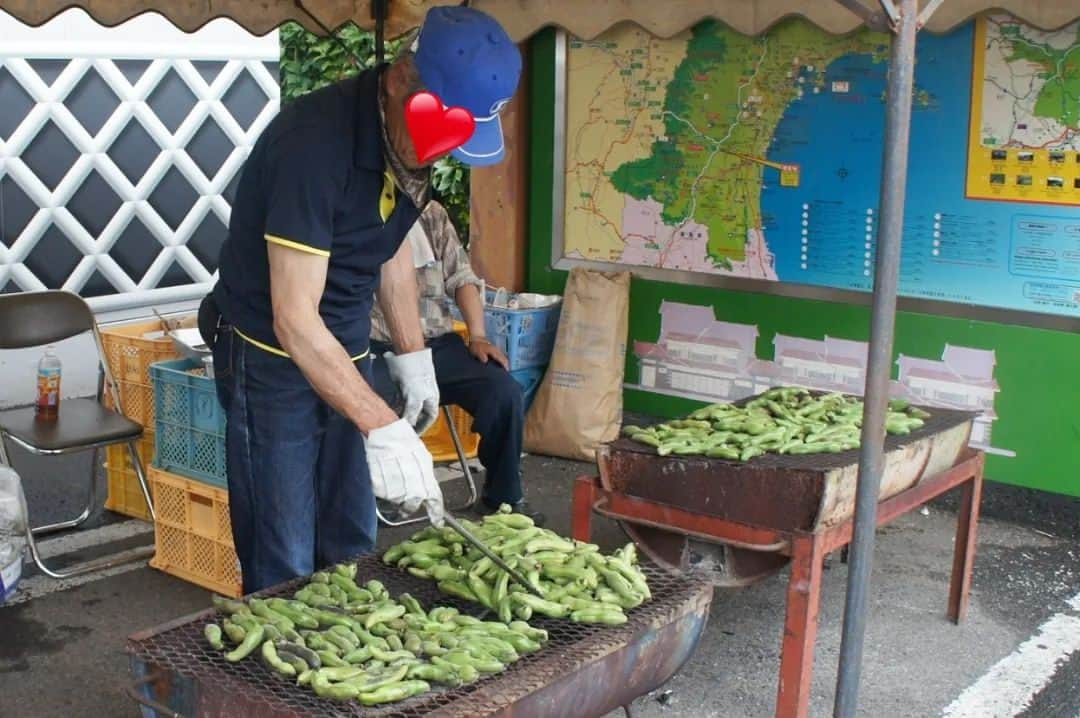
[
  {"xmin": 776, "ymin": 533, "xmax": 826, "ymax": 718},
  {"xmin": 948, "ymin": 468, "xmax": 983, "ymax": 624},
  {"xmin": 573, "ymin": 475, "xmax": 599, "ymax": 542}
]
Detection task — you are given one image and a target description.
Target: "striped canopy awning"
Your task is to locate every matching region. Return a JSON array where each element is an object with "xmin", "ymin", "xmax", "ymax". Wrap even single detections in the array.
[{"xmin": 1, "ymin": 0, "xmax": 1078, "ymax": 40}]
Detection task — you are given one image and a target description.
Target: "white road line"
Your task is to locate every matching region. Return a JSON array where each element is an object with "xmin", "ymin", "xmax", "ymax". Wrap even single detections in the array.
[
  {"xmin": 5, "ymin": 548, "xmax": 151, "ymax": 606},
  {"xmin": 25, "ymin": 519, "xmax": 154, "ymax": 563},
  {"xmin": 942, "ymin": 593, "xmax": 1080, "ymax": 718}
]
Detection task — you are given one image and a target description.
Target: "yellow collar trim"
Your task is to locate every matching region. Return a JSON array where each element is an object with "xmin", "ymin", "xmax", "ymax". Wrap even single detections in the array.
[{"xmin": 379, "ymin": 169, "xmax": 396, "ymax": 223}]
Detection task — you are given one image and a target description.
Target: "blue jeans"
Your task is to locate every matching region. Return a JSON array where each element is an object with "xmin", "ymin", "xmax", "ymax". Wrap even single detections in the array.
[
  {"xmin": 212, "ymin": 328, "xmax": 377, "ymax": 594},
  {"xmin": 370, "ymin": 333, "xmax": 524, "ymax": 508}
]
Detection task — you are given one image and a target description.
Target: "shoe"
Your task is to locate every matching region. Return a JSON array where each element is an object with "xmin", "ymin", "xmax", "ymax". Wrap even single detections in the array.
[{"xmin": 475, "ymin": 499, "xmax": 547, "ymax": 527}]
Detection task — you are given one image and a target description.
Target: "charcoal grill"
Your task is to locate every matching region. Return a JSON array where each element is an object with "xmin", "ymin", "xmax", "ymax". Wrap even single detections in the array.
[
  {"xmin": 126, "ymin": 554, "xmax": 713, "ymax": 718},
  {"xmin": 603, "ymin": 404, "xmax": 976, "ymax": 582},
  {"xmin": 571, "ymin": 399, "xmax": 986, "ymax": 718}
]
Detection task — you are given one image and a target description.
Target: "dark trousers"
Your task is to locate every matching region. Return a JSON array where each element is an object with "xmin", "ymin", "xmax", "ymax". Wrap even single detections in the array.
[
  {"xmin": 370, "ymin": 333, "xmax": 524, "ymax": 507},
  {"xmin": 211, "ymin": 328, "xmax": 377, "ymax": 594}
]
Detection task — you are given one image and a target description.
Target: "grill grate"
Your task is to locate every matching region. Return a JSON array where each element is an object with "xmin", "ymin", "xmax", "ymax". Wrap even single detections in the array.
[
  {"xmin": 619, "ymin": 404, "xmax": 978, "ymax": 472},
  {"xmin": 127, "ymin": 554, "xmax": 710, "ymax": 717}
]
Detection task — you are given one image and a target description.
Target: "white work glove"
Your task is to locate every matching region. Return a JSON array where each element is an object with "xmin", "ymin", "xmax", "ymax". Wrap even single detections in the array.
[
  {"xmin": 383, "ymin": 348, "xmax": 440, "ymax": 434},
  {"xmin": 365, "ymin": 418, "xmax": 446, "ymax": 527}
]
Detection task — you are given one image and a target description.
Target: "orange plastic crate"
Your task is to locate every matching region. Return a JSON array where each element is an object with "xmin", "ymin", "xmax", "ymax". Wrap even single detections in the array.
[
  {"xmin": 421, "ymin": 405, "xmax": 480, "ymax": 463},
  {"xmin": 148, "ymin": 466, "xmax": 242, "ymax": 598},
  {"xmin": 103, "ymin": 381, "xmax": 158, "ymax": 430},
  {"xmin": 103, "ymin": 433, "xmax": 155, "ymax": 521},
  {"xmin": 100, "ymin": 317, "xmax": 193, "ymax": 427}
]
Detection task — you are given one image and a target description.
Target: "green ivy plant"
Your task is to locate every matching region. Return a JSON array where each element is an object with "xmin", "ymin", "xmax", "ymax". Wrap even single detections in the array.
[{"xmin": 279, "ymin": 22, "xmax": 471, "ymax": 244}]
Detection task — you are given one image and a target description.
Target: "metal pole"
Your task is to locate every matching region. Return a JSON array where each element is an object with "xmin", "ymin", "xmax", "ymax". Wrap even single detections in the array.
[
  {"xmin": 373, "ymin": 0, "xmax": 387, "ymax": 65},
  {"xmin": 833, "ymin": 0, "xmax": 918, "ymax": 715}
]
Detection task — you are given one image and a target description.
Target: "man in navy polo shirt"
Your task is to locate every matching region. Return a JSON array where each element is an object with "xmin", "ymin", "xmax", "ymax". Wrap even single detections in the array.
[{"xmin": 202, "ymin": 7, "xmax": 522, "ymax": 594}]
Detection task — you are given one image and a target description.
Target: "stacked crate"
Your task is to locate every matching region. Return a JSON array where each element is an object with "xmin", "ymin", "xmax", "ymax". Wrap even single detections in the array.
[
  {"xmin": 147, "ymin": 465, "xmax": 241, "ymax": 597},
  {"xmin": 100, "ymin": 317, "xmax": 242, "ymax": 597},
  {"xmin": 147, "ymin": 357, "xmax": 241, "ymax": 597},
  {"xmin": 99, "ymin": 319, "xmax": 186, "ymax": 520},
  {"xmin": 481, "ymin": 291, "xmax": 561, "ymax": 413}
]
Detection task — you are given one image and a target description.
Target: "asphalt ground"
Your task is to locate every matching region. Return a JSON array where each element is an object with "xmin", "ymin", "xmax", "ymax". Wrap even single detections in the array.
[{"xmin": 1, "ymin": 443, "xmax": 1077, "ymax": 718}]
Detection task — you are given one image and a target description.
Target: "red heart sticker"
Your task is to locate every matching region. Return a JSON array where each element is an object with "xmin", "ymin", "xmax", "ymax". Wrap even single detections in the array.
[{"xmin": 405, "ymin": 91, "xmax": 476, "ymax": 164}]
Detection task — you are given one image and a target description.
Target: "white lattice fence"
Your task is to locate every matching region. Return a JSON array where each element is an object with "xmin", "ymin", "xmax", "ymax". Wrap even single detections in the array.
[{"xmin": 0, "ymin": 8, "xmax": 279, "ymax": 313}]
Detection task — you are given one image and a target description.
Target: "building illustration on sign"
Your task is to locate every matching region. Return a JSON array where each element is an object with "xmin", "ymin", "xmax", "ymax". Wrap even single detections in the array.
[
  {"xmin": 633, "ymin": 302, "xmax": 771, "ymax": 402},
  {"xmin": 893, "ymin": 347, "xmax": 1000, "ymax": 449},
  {"xmin": 629, "ymin": 301, "xmax": 1012, "ymax": 456},
  {"xmin": 772, "ymin": 335, "xmax": 869, "ymax": 395}
]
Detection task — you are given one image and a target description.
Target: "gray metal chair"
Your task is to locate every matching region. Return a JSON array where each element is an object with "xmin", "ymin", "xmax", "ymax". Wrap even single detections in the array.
[
  {"xmin": 0, "ymin": 290, "xmax": 155, "ymax": 578},
  {"xmin": 376, "ymin": 405, "xmax": 479, "ymax": 527}
]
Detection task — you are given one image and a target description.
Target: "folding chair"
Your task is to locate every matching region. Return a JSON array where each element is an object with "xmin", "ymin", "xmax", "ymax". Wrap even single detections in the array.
[
  {"xmin": 376, "ymin": 405, "xmax": 479, "ymax": 527},
  {"xmin": 0, "ymin": 290, "xmax": 155, "ymax": 578}
]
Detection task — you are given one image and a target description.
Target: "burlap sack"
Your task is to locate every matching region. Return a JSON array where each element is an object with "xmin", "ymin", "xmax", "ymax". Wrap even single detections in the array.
[{"xmin": 524, "ymin": 267, "xmax": 630, "ymax": 462}]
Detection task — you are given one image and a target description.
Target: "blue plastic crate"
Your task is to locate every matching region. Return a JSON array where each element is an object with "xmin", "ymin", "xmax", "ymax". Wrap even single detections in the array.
[
  {"xmin": 483, "ymin": 290, "xmax": 562, "ymax": 371},
  {"xmin": 510, "ymin": 365, "xmax": 546, "ymax": 413},
  {"xmin": 151, "ymin": 358, "xmax": 227, "ymax": 489}
]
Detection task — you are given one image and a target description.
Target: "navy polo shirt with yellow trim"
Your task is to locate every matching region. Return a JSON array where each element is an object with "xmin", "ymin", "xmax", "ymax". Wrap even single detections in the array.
[{"xmin": 212, "ymin": 66, "xmax": 421, "ymax": 360}]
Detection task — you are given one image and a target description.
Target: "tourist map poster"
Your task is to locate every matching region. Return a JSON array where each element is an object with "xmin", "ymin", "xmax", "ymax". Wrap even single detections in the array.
[
  {"xmin": 967, "ymin": 16, "xmax": 1080, "ymax": 206},
  {"xmin": 560, "ymin": 15, "xmax": 1080, "ymax": 318}
]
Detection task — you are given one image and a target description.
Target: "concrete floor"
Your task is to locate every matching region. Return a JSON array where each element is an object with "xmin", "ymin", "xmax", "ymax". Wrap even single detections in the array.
[{"xmin": 1, "ymin": 444, "xmax": 1078, "ymax": 718}]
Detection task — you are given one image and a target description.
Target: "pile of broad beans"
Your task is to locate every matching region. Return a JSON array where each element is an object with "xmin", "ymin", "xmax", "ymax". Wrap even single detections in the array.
[
  {"xmin": 384, "ymin": 507, "xmax": 651, "ymax": 626},
  {"xmin": 203, "ymin": 563, "xmax": 548, "ymax": 705},
  {"xmin": 623, "ymin": 387, "xmax": 931, "ymax": 461}
]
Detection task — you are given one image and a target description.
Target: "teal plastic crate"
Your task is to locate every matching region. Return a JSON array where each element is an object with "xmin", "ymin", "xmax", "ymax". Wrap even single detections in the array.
[
  {"xmin": 151, "ymin": 358, "xmax": 227, "ymax": 489},
  {"xmin": 510, "ymin": 365, "xmax": 545, "ymax": 412}
]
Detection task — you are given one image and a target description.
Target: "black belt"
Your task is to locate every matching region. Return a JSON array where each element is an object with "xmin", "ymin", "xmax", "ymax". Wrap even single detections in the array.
[{"xmin": 197, "ymin": 294, "xmax": 224, "ymax": 351}]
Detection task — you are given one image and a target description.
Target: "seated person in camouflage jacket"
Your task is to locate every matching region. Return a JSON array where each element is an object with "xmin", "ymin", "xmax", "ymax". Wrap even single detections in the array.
[{"xmin": 369, "ymin": 200, "xmax": 542, "ymax": 523}]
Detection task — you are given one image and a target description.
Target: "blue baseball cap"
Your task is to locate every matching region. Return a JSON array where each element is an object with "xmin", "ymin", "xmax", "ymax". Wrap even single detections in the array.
[{"xmin": 412, "ymin": 7, "xmax": 522, "ymax": 166}]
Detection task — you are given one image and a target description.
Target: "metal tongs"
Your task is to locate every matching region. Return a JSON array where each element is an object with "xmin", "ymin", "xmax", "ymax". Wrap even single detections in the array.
[{"xmin": 441, "ymin": 512, "xmax": 545, "ymax": 599}]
